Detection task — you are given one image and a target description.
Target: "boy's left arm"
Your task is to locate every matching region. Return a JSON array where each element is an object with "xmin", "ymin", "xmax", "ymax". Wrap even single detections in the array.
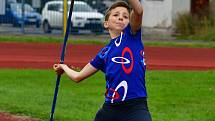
[{"xmin": 128, "ymin": 0, "xmax": 144, "ymax": 34}]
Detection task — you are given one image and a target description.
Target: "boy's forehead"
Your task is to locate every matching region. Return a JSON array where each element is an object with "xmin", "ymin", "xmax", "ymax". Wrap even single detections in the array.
[{"xmin": 110, "ymin": 7, "xmax": 129, "ymax": 14}]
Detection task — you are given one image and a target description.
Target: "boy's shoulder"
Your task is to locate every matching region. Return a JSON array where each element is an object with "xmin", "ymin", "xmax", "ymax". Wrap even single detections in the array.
[{"xmin": 124, "ymin": 24, "xmax": 141, "ymax": 37}]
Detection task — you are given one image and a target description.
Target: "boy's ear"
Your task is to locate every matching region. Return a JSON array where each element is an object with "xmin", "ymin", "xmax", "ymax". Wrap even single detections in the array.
[{"xmin": 103, "ymin": 21, "xmax": 109, "ymax": 29}]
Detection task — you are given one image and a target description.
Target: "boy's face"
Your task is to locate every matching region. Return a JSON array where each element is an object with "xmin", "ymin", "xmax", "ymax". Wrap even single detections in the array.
[{"xmin": 104, "ymin": 7, "xmax": 130, "ymax": 32}]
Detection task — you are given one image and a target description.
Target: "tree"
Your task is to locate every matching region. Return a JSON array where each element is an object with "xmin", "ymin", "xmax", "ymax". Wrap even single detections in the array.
[{"xmin": 191, "ymin": 0, "xmax": 209, "ymax": 17}]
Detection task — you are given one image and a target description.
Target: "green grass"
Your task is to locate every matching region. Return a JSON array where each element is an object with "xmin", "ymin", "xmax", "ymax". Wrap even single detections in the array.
[
  {"xmin": 0, "ymin": 35, "xmax": 107, "ymax": 45},
  {"xmin": 0, "ymin": 69, "xmax": 215, "ymax": 121},
  {"xmin": 0, "ymin": 69, "xmax": 105, "ymax": 121},
  {"xmin": 176, "ymin": 27, "xmax": 215, "ymax": 42},
  {"xmin": 146, "ymin": 71, "xmax": 215, "ymax": 121},
  {"xmin": 144, "ymin": 41, "xmax": 215, "ymax": 48},
  {"xmin": 1, "ymin": 35, "xmax": 215, "ymax": 48}
]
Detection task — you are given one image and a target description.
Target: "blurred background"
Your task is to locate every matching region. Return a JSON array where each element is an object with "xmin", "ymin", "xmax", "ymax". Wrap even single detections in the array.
[
  {"xmin": 0, "ymin": 0, "xmax": 214, "ymax": 41},
  {"xmin": 0, "ymin": 1, "xmax": 214, "ymax": 120}
]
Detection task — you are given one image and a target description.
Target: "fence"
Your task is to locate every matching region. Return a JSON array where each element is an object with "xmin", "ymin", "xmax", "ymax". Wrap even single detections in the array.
[{"xmin": 0, "ymin": 0, "xmax": 115, "ymax": 35}]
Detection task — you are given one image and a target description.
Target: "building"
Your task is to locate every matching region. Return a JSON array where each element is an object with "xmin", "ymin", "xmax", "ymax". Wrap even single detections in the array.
[
  {"xmin": 0, "ymin": 0, "xmax": 210, "ymax": 28},
  {"xmin": 142, "ymin": 0, "xmax": 191, "ymax": 28}
]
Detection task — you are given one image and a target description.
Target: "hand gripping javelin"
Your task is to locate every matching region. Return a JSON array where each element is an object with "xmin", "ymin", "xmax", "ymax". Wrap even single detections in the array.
[{"xmin": 50, "ymin": 0, "xmax": 74, "ymax": 121}]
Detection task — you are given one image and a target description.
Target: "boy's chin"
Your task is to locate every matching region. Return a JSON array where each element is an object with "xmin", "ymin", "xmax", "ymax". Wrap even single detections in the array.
[{"xmin": 115, "ymin": 27, "xmax": 125, "ymax": 31}]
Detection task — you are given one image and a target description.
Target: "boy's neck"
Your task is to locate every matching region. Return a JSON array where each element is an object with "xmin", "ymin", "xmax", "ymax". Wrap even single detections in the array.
[{"xmin": 109, "ymin": 30, "xmax": 122, "ymax": 39}]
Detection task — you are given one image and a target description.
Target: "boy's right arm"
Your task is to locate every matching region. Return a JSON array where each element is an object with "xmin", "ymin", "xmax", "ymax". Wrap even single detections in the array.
[
  {"xmin": 53, "ymin": 63, "xmax": 98, "ymax": 83},
  {"xmin": 128, "ymin": 0, "xmax": 144, "ymax": 34}
]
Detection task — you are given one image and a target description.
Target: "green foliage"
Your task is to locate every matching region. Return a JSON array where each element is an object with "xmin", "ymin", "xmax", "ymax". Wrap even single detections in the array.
[
  {"xmin": 0, "ymin": 69, "xmax": 215, "ymax": 121},
  {"xmin": 187, "ymin": 27, "xmax": 215, "ymax": 41},
  {"xmin": 175, "ymin": 13, "xmax": 194, "ymax": 35},
  {"xmin": 174, "ymin": 3, "xmax": 215, "ymax": 41},
  {"xmin": 175, "ymin": 13, "xmax": 214, "ymax": 36}
]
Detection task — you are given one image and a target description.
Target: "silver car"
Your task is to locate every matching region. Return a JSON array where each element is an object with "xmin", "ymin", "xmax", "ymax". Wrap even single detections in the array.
[{"xmin": 42, "ymin": 1, "xmax": 104, "ymax": 33}]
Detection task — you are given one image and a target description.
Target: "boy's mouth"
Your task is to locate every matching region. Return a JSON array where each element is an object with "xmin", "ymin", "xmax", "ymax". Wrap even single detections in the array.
[{"xmin": 116, "ymin": 23, "xmax": 125, "ymax": 28}]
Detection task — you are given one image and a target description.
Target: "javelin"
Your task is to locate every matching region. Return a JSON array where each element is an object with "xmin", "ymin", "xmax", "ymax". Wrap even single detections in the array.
[{"xmin": 50, "ymin": 0, "xmax": 74, "ymax": 121}]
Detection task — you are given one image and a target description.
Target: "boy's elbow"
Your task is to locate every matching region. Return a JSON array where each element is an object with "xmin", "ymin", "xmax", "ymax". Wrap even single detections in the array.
[
  {"xmin": 74, "ymin": 80, "xmax": 81, "ymax": 83},
  {"xmin": 137, "ymin": 7, "xmax": 143, "ymax": 16},
  {"xmin": 71, "ymin": 75, "xmax": 82, "ymax": 83}
]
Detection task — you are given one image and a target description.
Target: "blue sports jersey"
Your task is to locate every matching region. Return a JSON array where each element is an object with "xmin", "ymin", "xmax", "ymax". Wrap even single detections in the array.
[{"xmin": 90, "ymin": 24, "xmax": 147, "ymax": 103}]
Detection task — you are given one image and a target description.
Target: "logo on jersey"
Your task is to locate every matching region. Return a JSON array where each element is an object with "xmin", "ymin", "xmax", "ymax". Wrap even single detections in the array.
[
  {"xmin": 114, "ymin": 32, "xmax": 123, "ymax": 47},
  {"xmin": 111, "ymin": 47, "xmax": 134, "ymax": 74},
  {"xmin": 99, "ymin": 46, "xmax": 111, "ymax": 59},
  {"xmin": 105, "ymin": 81, "xmax": 128, "ymax": 103},
  {"xmin": 140, "ymin": 50, "xmax": 146, "ymax": 66}
]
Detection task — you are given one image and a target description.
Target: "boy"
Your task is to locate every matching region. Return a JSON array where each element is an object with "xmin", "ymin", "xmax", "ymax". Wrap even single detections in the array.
[{"xmin": 53, "ymin": 0, "xmax": 152, "ymax": 121}]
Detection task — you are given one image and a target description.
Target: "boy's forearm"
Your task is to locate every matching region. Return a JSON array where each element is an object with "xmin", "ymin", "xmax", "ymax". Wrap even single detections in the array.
[
  {"xmin": 61, "ymin": 65, "xmax": 80, "ymax": 83},
  {"xmin": 61, "ymin": 63, "xmax": 97, "ymax": 83},
  {"xmin": 128, "ymin": 0, "xmax": 143, "ymax": 33},
  {"xmin": 128, "ymin": 0, "xmax": 143, "ymax": 15}
]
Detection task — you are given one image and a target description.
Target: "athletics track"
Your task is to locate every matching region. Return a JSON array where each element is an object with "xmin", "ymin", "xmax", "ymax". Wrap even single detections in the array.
[
  {"xmin": 0, "ymin": 42, "xmax": 215, "ymax": 70},
  {"xmin": 0, "ymin": 42, "xmax": 215, "ymax": 121}
]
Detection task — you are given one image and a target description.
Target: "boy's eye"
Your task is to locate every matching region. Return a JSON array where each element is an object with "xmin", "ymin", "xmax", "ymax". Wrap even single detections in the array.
[
  {"xmin": 124, "ymin": 16, "xmax": 128, "ymax": 19},
  {"xmin": 113, "ymin": 14, "xmax": 119, "ymax": 16}
]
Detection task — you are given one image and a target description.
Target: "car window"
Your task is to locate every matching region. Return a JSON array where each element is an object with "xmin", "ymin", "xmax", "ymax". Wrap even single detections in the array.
[
  {"xmin": 72, "ymin": 4, "xmax": 93, "ymax": 12},
  {"xmin": 10, "ymin": 3, "xmax": 34, "ymax": 13},
  {"xmin": 48, "ymin": 4, "xmax": 62, "ymax": 11},
  {"xmin": 24, "ymin": 4, "xmax": 34, "ymax": 12}
]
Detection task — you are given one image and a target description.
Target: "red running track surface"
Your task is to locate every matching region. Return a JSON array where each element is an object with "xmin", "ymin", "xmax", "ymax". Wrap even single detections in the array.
[{"xmin": 0, "ymin": 42, "xmax": 215, "ymax": 70}]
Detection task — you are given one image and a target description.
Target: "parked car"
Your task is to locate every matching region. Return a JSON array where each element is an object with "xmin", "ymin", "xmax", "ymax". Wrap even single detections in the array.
[
  {"xmin": 0, "ymin": 3, "xmax": 41, "ymax": 27},
  {"xmin": 42, "ymin": 1, "xmax": 104, "ymax": 33}
]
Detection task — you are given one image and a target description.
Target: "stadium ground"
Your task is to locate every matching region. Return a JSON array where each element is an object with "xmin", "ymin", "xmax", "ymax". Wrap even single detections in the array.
[
  {"xmin": 0, "ymin": 42, "xmax": 214, "ymax": 121},
  {"xmin": 0, "ymin": 42, "xmax": 214, "ymax": 70}
]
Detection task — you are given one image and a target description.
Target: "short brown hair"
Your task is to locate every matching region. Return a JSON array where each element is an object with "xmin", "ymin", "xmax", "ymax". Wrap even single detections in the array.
[{"xmin": 104, "ymin": 1, "xmax": 131, "ymax": 21}]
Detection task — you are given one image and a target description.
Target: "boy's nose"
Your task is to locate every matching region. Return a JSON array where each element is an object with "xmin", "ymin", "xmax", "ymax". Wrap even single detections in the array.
[{"xmin": 118, "ymin": 17, "xmax": 123, "ymax": 21}]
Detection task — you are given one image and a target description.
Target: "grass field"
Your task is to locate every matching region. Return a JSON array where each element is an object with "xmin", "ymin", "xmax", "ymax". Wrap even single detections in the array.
[
  {"xmin": 0, "ymin": 69, "xmax": 214, "ymax": 121},
  {"xmin": 1, "ymin": 35, "xmax": 215, "ymax": 48}
]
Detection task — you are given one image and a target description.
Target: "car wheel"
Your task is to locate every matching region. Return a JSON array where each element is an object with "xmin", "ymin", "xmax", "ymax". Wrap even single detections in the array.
[
  {"xmin": 36, "ymin": 22, "xmax": 40, "ymax": 28},
  {"xmin": 43, "ymin": 21, "xmax": 51, "ymax": 33},
  {"xmin": 70, "ymin": 28, "xmax": 79, "ymax": 34},
  {"xmin": 12, "ymin": 23, "xmax": 20, "ymax": 27}
]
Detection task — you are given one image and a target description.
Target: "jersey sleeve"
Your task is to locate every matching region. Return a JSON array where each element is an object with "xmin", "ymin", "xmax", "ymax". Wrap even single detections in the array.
[
  {"xmin": 90, "ymin": 55, "xmax": 105, "ymax": 72},
  {"xmin": 124, "ymin": 24, "xmax": 142, "ymax": 41},
  {"xmin": 90, "ymin": 47, "xmax": 106, "ymax": 72}
]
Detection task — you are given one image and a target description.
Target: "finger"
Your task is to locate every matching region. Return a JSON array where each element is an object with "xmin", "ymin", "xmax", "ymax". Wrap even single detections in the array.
[
  {"xmin": 56, "ymin": 69, "xmax": 64, "ymax": 75},
  {"xmin": 53, "ymin": 64, "xmax": 59, "ymax": 69}
]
